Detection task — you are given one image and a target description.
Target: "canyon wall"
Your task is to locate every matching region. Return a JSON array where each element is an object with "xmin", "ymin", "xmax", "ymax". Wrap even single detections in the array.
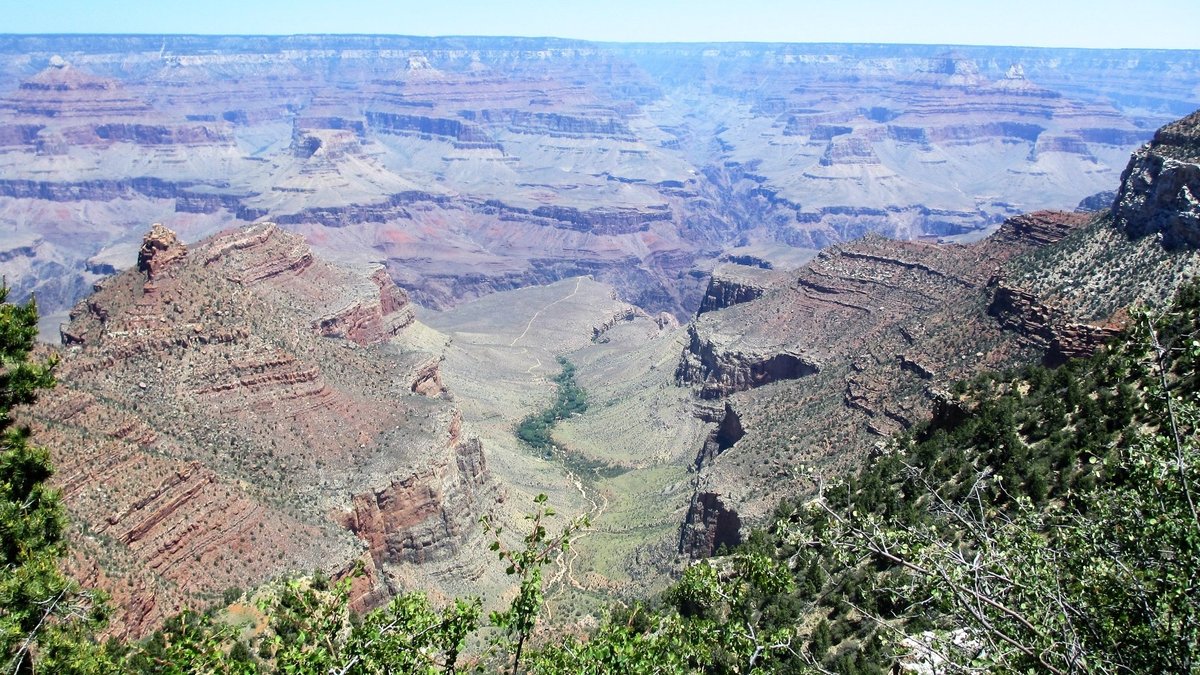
[
  {"xmin": 672, "ymin": 210, "xmax": 1099, "ymax": 555},
  {"xmin": 25, "ymin": 222, "xmax": 498, "ymax": 635},
  {"xmin": 671, "ymin": 110, "xmax": 1200, "ymax": 556},
  {"xmin": 0, "ymin": 37, "xmax": 1195, "ymax": 330}
]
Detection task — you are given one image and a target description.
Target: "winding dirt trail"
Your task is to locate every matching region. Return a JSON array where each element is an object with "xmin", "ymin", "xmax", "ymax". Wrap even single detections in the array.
[
  {"xmin": 562, "ymin": 473, "xmax": 609, "ymax": 592},
  {"xmin": 545, "ymin": 463, "xmax": 609, "ymax": 601},
  {"xmin": 509, "ymin": 277, "xmax": 582, "ymax": 385},
  {"xmin": 508, "ymin": 277, "xmax": 583, "ymax": 348},
  {"xmin": 504, "ymin": 276, "xmax": 607, "ymax": 614}
]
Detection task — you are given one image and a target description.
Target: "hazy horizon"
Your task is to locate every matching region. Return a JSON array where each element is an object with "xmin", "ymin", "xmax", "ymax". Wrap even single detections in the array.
[{"xmin": 3, "ymin": 0, "xmax": 1199, "ymax": 51}]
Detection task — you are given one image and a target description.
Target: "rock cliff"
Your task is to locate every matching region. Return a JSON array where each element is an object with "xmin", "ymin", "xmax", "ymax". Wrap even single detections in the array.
[
  {"xmin": 1, "ymin": 38, "xmax": 1192, "ymax": 330},
  {"xmin": 27, "ymin": 223, "xmax": 497, "ymax": 636},
  {"xmin": 695, "ymin": 263, "xmax": 779, "ymax": 316},
  {"xmin": 673, "ymin": 111, "xmax": 1200, "ymax": 557},
  {"xmin": 341, "ymin": 437, "xmax": 489, "ymax": 566},
  {"xmin": 673, "ymin": 211, "xmax": 1096, "ymax": 555},
  {"xmin": 987, "ymin": 278, "xmax": 1123, "ymax": 365},
  {"xmin": 1113, "ymin": 110, "xmax": 1200, "ymax": 248},
  {"xmin": 996, "ymin": 113, "xmax": 1200, "ymax": 348},
  {"xmin": 679, "ymin": 491, "xmax": 742, "ymax": 558}
]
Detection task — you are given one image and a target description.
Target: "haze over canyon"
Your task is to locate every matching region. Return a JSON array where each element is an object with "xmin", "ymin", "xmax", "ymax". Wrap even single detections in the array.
[{"xmin": 2, "ymin": 35, "xmax": 1197, "ymax": 337}]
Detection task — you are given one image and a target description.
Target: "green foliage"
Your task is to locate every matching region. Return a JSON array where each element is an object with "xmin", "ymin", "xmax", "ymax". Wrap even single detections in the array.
[
  {"xmin": 251, "ymin": 568, "xmax": 482, "ymax": 675},
  {"xmin": 526, "ymin": 551, "xmax": 802, "ymax": 674},
  {"xmin": 515, "ymin": 358, "xmax": 588, "ymax": 452},
  {"xmin": 10, "ymin": 270, "xmax": 1200, "ymax": 674},
  {"xmin": 798, "ymin": 282, "xmax": 1200, "ymax": 673},
  {"xmin": 119, "ymin": 564, "xmax": 483, "ymax": 674},
  {"xmin": 123, "ymin": 610, "xmax": 252, "ymax": 674},
  {"xmin": 343, "ymin": 593, "xmax": 480, "ymax": 675},
  {"xmin": 0, "ymin": 284, "xmax": 109, "ymax": 675},
  {"xmin": 525, "ymin": 603, "xmax": 703, "ymax": 674},
  {"xmin": 483, "ymin": 493, "xmax": 588, "ymax": 674}
]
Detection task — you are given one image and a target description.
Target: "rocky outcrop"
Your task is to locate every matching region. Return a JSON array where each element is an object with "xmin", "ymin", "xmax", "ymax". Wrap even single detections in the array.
[
  {"xmin": 675, "ymin": 232, "xmax": 1042, "ymax": 401},
  {"xmin": 0, "ymin": 58, "xmax": 150, "ymax": 119},
  {"xmin": 511, "ymin": 204, "xmax": 671, "ymax": 236},
  {"xmin": 312, "ymin": 276, "xmax": 416, "ymax": 346},
  {"xmin": 341, "ymin": 438, "xmax": 490, "ymax": 566},
  {"xmin": 590, "ymin": 306, "xmax": 645, "ymax": 342},
  {"xmin": 671, "ymin": 214, "xmax": 1109, "ymax": 561},
  {"xmin": 1112, "ymin": 110, "xmax": 1200, "ymax": 248},
  {"xmin": 494, "ymin": 110, "xmax": 636, "ymax": 140},
  {"xmin": 679, "ymin": 491, "xmax": 742, "ymax": 557},
  {"xmin": 1029, "ymin": 134, "xmax": 1094, "ymax": 160},
  {"xmin": 988, "ymin": 279, "xmax": 1123, "ymax": 364},
  {"xmin": 991, "ymin": 210, "xmax": 1092, "ymax": 247},
  {"xmin": 677, "ymin": 325, "xmax": 820, "ymax": 400},
  {"xmin": 410, "ymin": 358, "xmax": 447, "ymax": 397},
  {"xmin": 1076, "ymin": 190, "xmax": 1117, "ymax": 213},
  {"xmin": 202, "ymin": 223, "xmax": 315, "ymax": 284},
  {"xmin": 0, "ymin": 123, "xmax": 44, "ymax": 146},
  {"xmin": 0, "ymin": 177, "xmax": 248, "ymax": 211},
  {"xmin": 137, "ymin": 223, "xmax": 187, "ymax": 282},
  {"xmin": 819, "ymin": 134, "xmax": 882, "ymax": 166},
  {"xmin": 31, "ymin": 395, "xmax": 329, "ymax": 618},
  {"xmin": 32, "ymin": 221, "xmax": 493, "ymax": 637},
  {"xmin": 83, "ymin": 122, "xmax": 230, "ymax": 146},
  {"xmin": 693, "ymin": 402, "xmax": 745, "ymax": 470},
  {"xmin": 695, "ymin": 264, "xmax": 776, "ymax": 316},
  {"xmin": 887, "ymin": 121, "xmax": 1045, "ymax": 146},
  {"xmin": 0, "ymin": 242, "xmax": 37, "ymax": 263}
]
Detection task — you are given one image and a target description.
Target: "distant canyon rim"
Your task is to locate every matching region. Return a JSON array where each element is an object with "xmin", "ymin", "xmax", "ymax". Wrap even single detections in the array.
[{"xmin": 0, "ymin": 35, "xmax": 1197, "ymax": 335}]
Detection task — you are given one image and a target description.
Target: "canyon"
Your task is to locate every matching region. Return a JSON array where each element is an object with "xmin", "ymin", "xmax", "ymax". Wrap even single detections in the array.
[
  {"xmin": 671, "ymin": 110, "xmax": 1200, "ymax": 557},
  {"xmin": 0, "ymin": 36, "xmax": 1196, "ymax": 337},
  {"xmin": 4, "ymin": 34, "xmax": 1200, "ymax": 637}
]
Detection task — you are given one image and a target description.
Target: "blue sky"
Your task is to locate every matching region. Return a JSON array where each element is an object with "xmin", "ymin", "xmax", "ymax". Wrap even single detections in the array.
[{"xmin": 3, "ymin": 0, "xmax": 1198, "ymax": 50}]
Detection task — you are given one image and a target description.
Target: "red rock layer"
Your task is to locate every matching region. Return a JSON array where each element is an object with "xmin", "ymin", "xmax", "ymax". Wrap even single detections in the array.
[
  {"xmin": 342, "ymin": 437, "xmax": 489, "ymax": 566},
  {"xmin": 28, "ymin": 222, "xmax": 495, "ymax": 636}
]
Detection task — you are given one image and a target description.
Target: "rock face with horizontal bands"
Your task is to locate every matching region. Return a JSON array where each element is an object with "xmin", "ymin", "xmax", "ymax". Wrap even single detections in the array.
[
  {"xmin": 27, "ymin": 222, "xmax": 496, "ymax": 637},
  {"xmin": 674, "ymin": 115, "xmax": 1200, "ymax": 558},
  {"xmin": 695, "ymin": 263, "xmax": 778, "ymax": 316},
  {"xmin": 342, "ymin": 437, "xmax": 490, "ymax": 566},
  {"xmin": 673, "ymin": 210, "xmax": 1102, "ymax": 556},
  {"xmin": 2, "ymin": 37, "xmax": 1194, "ymax": 329}
]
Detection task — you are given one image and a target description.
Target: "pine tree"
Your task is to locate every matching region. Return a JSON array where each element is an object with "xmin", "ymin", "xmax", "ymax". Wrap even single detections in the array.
[{"xmin": 0, "ymin": 285, "xmax": 106, "ymax": 674}]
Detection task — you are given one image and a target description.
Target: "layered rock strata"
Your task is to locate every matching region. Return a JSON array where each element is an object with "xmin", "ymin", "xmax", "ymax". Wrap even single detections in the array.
[
  {"xmin": 27, "ymin": 223, "xmax": 496, "ymax": 635},
  {"xmin": 2, "ymin": 38, "xmax": 1191, "ymax": 330},
  {"xmin": 674, "ymin": 211, "xmax": 1097, "ymax": 555},
  {"xmin": 695, "ymin": 263, "xmax": 779, "ymax": 316},
  {"xmin": 674, "ymin": 112, "xmax": 1200, "ymax": 556}
]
